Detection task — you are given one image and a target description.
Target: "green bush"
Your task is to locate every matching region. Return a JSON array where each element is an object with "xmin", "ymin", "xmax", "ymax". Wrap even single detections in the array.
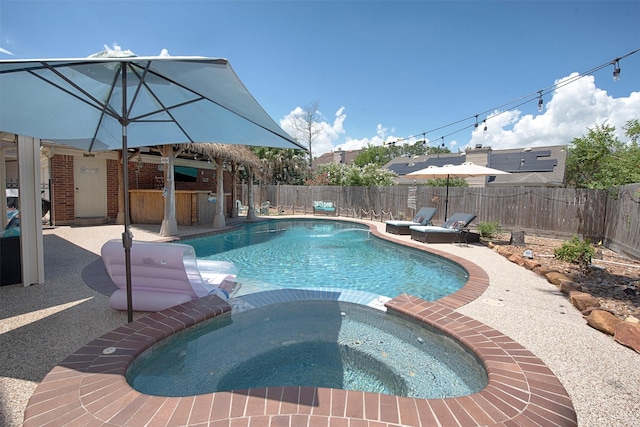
[
  {"xmin": 477, "ymin": 220, "xmax": 500, "ymax": 238},
  {"xmin": 554, "ymin": 236, "xmax": 595, "ymax": 266}
]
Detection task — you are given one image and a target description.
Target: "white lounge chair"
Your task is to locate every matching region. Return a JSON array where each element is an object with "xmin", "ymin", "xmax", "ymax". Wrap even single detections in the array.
[{"xmin": 101, "ymin": 240, "xmax": 240, "ymax": 312}]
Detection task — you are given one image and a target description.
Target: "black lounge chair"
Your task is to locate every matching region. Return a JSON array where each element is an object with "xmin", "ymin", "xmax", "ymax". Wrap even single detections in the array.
[
  {"xmin": 409, "ymin": 213, "xmax": 478, "ymax": 243},
  {"xmin": 385, "ymin": 207, "xmax": 437, "ymax": 235}
]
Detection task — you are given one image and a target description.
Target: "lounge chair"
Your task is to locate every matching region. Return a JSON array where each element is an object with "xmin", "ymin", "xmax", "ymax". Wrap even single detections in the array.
[
  {"xmin": 101, "ymin": 240, "xmax": 240, "ymax": 312},
  {"xmin": 385, "ymin": 207, "xmax": 437, "ymax": 235},
  {"xmin": 409, "ymin": 213, "xmax": 479, "ymax": 243}
]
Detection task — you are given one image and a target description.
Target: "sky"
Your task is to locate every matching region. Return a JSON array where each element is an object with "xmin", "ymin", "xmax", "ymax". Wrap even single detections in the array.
[{"xmin": 1, "ymin": 1, "xmax": 639, "ymax": 157}]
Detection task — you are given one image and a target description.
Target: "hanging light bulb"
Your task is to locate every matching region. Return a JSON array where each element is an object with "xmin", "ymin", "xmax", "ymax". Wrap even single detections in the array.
[
  {"xmin": 474, "ymin": 115, "xmax": 479, "ymax": 130},
  {"xmin": 483, "ymin": 119, "xmax": 488, "ymax": 134},
  {"xmin": 612, "ymin": 59, "xmax": 621, "ymax": 81},
  {"xmin": 440, "ymin": 137, "xmax": 445, "ymax": 148},
  {"xmin": 537, "ymin": 90, "xmax": 544, "ymax": 112}
]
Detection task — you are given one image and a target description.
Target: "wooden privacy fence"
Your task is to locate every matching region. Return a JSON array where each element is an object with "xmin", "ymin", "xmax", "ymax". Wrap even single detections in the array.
[{"xmin": 252, "ymin": 183, "xmax": 640, "ymax": 259}]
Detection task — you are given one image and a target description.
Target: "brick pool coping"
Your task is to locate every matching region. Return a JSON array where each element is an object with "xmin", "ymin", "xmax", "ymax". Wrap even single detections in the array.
[{"xmin": 23, "ymin": 220, "xmax": 578, "ymax": 426}]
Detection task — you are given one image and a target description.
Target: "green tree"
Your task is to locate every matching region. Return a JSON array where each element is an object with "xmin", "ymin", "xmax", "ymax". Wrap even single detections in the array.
[
  {"xmin": 565, "ymin": 121, "xmax": 640, "ymax": 189},
  {"xmin": 353, "ymin": 144, "xmax": 394, "ymax": 167},
  {"xmin": 251, "ymin": 147, "xmax": 309, "ymax": 185},
  {"xmin": 423, "ymin": 177, "xmax": 468, "ymax": 187},
  {"xmin": 624, "ymin": 119, "xmax": 640, "ymax": 143},
  {"xmin": 354, "ymin": 140, "xmax": 450, "ymax": 167}
]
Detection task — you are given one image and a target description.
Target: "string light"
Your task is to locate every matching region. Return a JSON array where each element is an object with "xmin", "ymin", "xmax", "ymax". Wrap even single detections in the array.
[
  {"xmin": 537, "ymin": 90, "xmax": 544, "ymax": 112},
  {"xmin": 612, "ymin": 59, "xmax": 621, "ymax": 81},
  {"xmin": 392, "ymin": 48, "xmax": 639, "ymax": 145}
]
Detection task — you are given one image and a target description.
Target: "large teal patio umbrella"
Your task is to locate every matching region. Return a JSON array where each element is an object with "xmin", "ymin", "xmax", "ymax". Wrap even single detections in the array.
[{"xmin": 0, "ymin": 54, "xmax": 304, "ymax": 322}]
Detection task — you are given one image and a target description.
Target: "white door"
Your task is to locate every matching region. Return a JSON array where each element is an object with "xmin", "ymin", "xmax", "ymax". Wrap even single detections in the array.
[{"xmin": 74, "ymin": 156, "xmax": 107, "ymax": 218}]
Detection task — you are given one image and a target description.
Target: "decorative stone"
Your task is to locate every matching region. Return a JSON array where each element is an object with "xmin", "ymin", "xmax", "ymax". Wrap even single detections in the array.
[
  {"xmin": 559, "ymin": 280, "xmax": 581, "ymax": 294},
  {"xmin": 523, "ymin": 259, "xmax": 541, "ymax": 270},
  {"xmin": 508, "ymin": 254, "xmax": 526, "ymax": 266},
  {"xmin": 533, "ymin": 266, "xmax": 555, "ymax": 276},
  {"xmin": 625, "ymin": 315, "xmax": 640, "ymax": 324},
  {"xmin": 614, "ymin": 322, "xmax": 640, "ymax": 353},
  {"xmin": 569, "ymin": 291, "xmax": 600, "ymax": 311},
  {"xmin": 510, "ymin": 230, "xmax": 525, "ymax": 246},
  {"xmin": 546, "ymin": 271, "xmax": 574, "ymax": 286},
  {"xmin": 523, "ymin": 249, "xmax": 534, "ymax": 259},
  {"xmin": 586, "ymin": 310, "xmax": 621, "ymax": 335},
  {"xmin": 495, "ymin": 246, "xmax": 511, "ymax": 257}
]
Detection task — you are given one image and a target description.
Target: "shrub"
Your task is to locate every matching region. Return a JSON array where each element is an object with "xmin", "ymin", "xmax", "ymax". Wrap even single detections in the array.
[
  {"xmin": 477, "ymin": 220, "xmax": 500, "ymax": 238},
  {"xmin": 554, "ymin": 236, "xmax": 595, "ymax": 267}
]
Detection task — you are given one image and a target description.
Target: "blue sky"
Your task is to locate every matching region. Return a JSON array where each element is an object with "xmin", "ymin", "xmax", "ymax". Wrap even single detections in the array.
[{"xmin": 1, "ymin": 1, "xmax": 639, "ymax": 157}]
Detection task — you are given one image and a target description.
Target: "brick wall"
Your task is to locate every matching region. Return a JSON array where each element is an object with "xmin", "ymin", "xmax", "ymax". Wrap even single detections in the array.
[
  {"xmin": 51, "ymin": 155, "xmax": 75, "ymax": 222},
  {"xmin": 106, "ymin": 159, "xmax": 119, "ymax": 219}
]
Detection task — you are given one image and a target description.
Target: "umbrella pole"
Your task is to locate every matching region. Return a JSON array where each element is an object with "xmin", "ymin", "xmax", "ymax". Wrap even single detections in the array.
[
  {"xmin": 444, "ymin": 175, "xmax": 450, "ymax": 222},
  {"xmin": 120, "ymin": 66, "xmax": 134, "ymax": 323},
  {"xmin": 122, "ymin": 127, "xmax": 133, "ymax": 323}
]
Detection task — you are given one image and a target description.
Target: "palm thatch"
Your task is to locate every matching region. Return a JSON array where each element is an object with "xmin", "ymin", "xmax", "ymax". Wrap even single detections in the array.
[{"xmin": 182, "ymin": 143, "xmax": 262, "ymax": 170}]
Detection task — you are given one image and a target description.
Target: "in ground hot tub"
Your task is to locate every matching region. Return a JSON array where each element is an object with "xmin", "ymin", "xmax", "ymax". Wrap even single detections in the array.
[{"xmin": 127, "ymin": 298, "xmax": 488, "ymax": 399}]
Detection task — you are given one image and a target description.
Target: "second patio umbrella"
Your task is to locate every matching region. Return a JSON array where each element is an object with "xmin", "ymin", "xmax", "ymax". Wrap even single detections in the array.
[{"xmin": 407, "ymin": 162, "xmax": 509, "ymax": 221}]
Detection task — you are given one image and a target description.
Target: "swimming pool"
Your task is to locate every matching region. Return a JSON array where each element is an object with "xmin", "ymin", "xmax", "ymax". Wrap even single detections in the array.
[
  {"xmin": 185, "ymin": 219, "xmax": 468, "ymax": 300},
  {"xmin": 126, "ymin": 297, "xmax": 488, "ymax": 399}
]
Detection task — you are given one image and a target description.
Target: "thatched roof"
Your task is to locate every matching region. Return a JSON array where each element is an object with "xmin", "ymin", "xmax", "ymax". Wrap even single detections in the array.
[{"xmin": 182, "ymin": 143, "xmax": 262, "ymax": 169}]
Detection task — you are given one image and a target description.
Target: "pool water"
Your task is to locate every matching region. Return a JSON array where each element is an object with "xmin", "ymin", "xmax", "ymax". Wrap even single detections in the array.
[
  {"xmin": 127, "ymin": 299, "xmax": 488, "ymax": 398},
  {"xmin": 186, "ymin": 220, "xmax": 468, "ymax": 301}
]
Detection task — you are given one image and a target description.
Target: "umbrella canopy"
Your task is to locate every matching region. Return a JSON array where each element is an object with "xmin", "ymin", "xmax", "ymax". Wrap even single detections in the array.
[
  {"xmin": 0, "ymin": 56, "xmax": 304, "ymax": 151},
  {"xmin": 408, "ymin": 162, "xmax": 509, "ymax": 220},
  {"xmin": 0, "ymin": 55, "xmax": 303, "ymax": 322},
  {"xmin": 407, "ymin": 162, "xmax": 510, "ymax": 179}
]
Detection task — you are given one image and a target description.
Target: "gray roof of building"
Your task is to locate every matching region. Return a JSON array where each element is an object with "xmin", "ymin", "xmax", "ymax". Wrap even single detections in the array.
[{"xmin": 385, "ymin": 145, "xmax": 568, "ymax": 186}]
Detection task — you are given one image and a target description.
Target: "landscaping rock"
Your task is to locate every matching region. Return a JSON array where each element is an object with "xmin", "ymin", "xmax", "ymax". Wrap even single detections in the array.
[
  {"xmin": 523, "ymin": 259, "xmax": 541, "ymax": 270},
  {"xmin": 546, "ymin": 271, "xmax": 574, "ymax": 286},
  {"xmin": 586, "ymin": 310, "xmax": 621, "ymax": 335},
  {"xmin": 508, "ymin": 254, "xmax": 526, "ymax": 266},
  {"xmin": 614, "ymin": 322, "xmax": 640, "ymax": 353},
  {"xmin": 570, "ymin": 291, "xmax": 601, "ymax": 311},
  {"xmin": 533, "ymin": 266, "xmax": 555, "ymax": 276},
  {"xmin": 494, "ymin": 246, "xmax": 510, "ymax": 257},
  {"xmin": 625, "ymin": 315, "xmax": 640, "ymax": 324},
  {"xmin": 559, "ymin": 280, "xmax": 581, "ymax": 294}
]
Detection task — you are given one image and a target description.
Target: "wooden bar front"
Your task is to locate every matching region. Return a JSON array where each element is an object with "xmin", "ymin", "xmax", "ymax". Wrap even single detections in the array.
[{"xmin": 129, "ymin": 190, "xmax": 231, "ymax": 226}]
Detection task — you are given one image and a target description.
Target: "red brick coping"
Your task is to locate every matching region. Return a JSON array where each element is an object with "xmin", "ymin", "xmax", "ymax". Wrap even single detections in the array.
[{"xmin": 24, "ymin": 221, "xmax": 577, "ymax": 426}]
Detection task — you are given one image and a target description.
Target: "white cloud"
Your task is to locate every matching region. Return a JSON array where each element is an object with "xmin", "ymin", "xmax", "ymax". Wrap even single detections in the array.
[
  {"xmin": 468, "ymin": 73, "xmax": 640, "ymax": 150},
  {"xmin": 286, "ymin": 72, "xmax": 640, "ymax": 157},
  {"xmin": 0, "ymin": 46, "xmax": 14, "ymax": 56}
]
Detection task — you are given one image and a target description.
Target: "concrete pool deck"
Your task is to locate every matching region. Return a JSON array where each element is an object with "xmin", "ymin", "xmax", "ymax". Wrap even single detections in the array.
[{"xmin": 2, "ymin": 216, "xmax": 638, "ymax": 426}]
